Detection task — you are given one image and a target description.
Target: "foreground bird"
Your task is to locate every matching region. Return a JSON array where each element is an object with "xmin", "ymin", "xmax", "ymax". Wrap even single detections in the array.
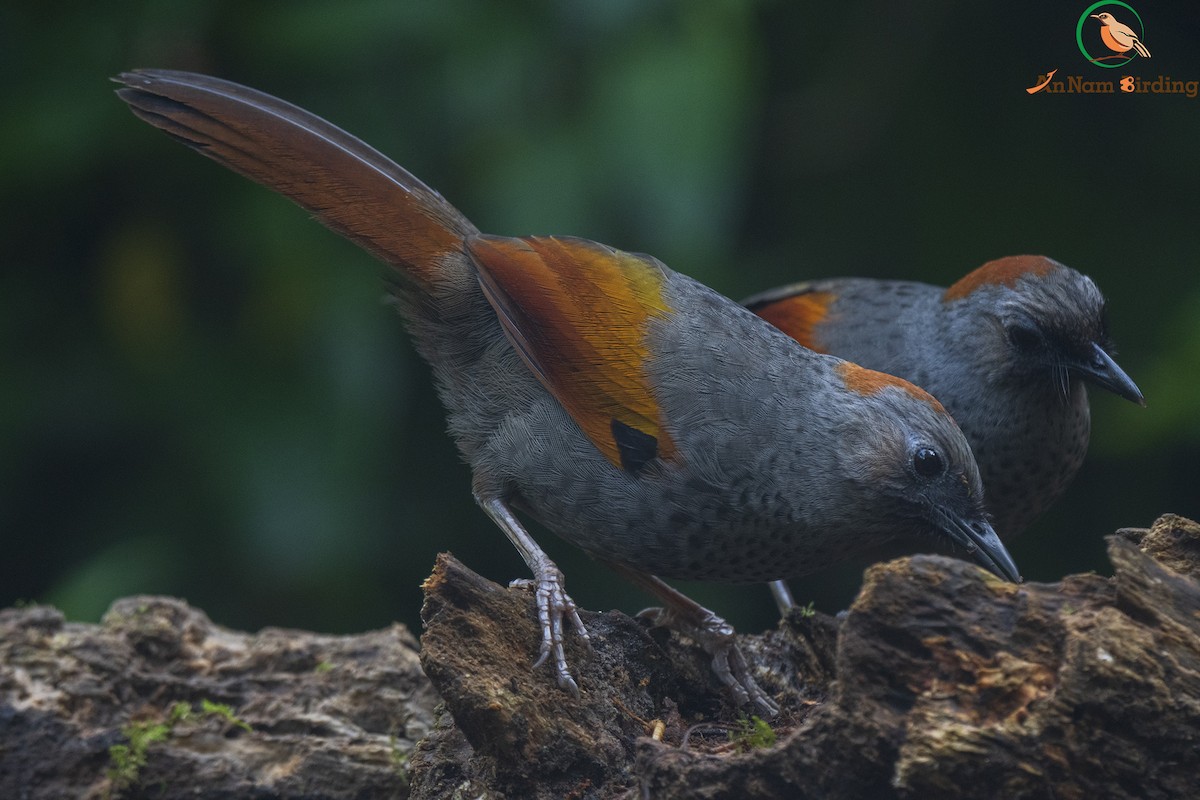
[
  {"xmin": 745, "ymin": 256, "xmax": 1142, "ymax": 610},
  {"xmin": 115, "ymin": 70, "xmax": 1019, "ymax": 713}
]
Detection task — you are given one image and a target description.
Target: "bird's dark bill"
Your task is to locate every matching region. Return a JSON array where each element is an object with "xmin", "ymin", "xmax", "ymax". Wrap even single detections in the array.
[{"xmin": 1078, "ymin": 343, "xmax": 1145, "ymax": 406}]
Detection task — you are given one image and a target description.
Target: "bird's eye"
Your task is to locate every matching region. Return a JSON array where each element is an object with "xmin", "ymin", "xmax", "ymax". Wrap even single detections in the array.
[
  {"xmin": 912, "ymin": 447, "xmax": 945, "ymax": 478},
  {"xmin": 1006, "ymin": 322, "xmax": 1041, "ymax": 353}
]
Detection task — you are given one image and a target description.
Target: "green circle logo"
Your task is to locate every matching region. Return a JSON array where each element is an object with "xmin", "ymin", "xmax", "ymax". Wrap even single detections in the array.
[{"xmin": 1077, "ymin": 1, "xmax": 1146, "ymax": 68}]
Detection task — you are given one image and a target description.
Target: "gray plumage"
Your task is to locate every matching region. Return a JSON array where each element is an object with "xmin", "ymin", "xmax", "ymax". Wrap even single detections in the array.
[
  {"xmin": 746, "ymin": 256, "xmax": 1143, "ymax": 541},
  {"xmin": 114, "ymin": 69, "xmax": 1020, "ymax": 710}
]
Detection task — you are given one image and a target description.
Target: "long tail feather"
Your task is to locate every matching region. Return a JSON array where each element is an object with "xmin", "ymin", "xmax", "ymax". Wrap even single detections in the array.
[{"xmin": 114, "ymin": 69, "xmax": 477, "ymax": 290}]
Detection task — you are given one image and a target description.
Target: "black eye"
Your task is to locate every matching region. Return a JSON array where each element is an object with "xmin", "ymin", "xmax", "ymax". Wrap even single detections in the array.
[
  {"xmin": 913, "ymin": 447, "xmax": 945, "ymax": 478},
  {"xmin": 1006, "ymin": 322, "xmax": 1041, "ymax": 353}
]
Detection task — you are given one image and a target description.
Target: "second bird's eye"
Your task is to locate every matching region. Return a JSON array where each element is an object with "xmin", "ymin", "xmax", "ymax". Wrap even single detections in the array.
[
  {"xmin": 1006, "ymin": 322, "xmax": 1041, "ymax": 353},
  {"xmin": 913, "ymin": 447, "xmax": 945, "ymax": 478}
]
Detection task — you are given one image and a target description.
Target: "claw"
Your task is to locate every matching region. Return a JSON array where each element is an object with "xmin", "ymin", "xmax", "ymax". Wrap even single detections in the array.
[
  {"xmin": 610, "ymin": 565, "xmax": 779, "ymax": 716},
  {"xmin": 635, "ymin": 605, "xmax": 670, "ymax": 626},
  {"xmin": 509, "ymin": 562, "xmax": 588, "ymax": 696},
  {"xmin": 479, "ymin": 494, "xmax": 590, "ymax": 696},
  {"xmin": 681, "ymin": 606, "xmax": 780, "ymax": 717}
]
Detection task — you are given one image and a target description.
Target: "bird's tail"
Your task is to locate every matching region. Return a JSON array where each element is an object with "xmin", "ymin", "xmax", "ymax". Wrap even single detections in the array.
[
  {"xmin": 1133, "ymin": 40, "xmax": 1151, "ymax": 58},
  {"xmin": 114, "ymin": 70, "xmax": 479, "ymax": 296}
]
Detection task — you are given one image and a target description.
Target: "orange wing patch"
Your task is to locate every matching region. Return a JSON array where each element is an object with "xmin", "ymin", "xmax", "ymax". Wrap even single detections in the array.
[
  {"xmin": 468, "ymin": 234, "xmax": 678, "ymax": 472},
  {"xmin": 747, "ymin": 290, "xmax": 835, "ymax": 352},
  {"xmin": 836, "ymin": 361, "xmax": 946, "ymax": 413},
  {"xmin": 942, "ymin": 255, "xmax": 1057, "ymax": 302}
]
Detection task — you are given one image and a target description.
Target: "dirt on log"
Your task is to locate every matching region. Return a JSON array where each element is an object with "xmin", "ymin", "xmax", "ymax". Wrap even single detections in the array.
[{"xmin": 2, "ymin": 514, "xmax": 1199, "ymax": 799}]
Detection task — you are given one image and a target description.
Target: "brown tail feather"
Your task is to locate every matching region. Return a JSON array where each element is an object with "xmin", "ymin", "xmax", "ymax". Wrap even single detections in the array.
[{"xmin": 114, "ymin": 69, "xmax": 477, "ymax": 290}]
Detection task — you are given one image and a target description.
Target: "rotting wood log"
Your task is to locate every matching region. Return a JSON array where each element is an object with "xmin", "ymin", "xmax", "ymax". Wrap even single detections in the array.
[{"xmin": 3, "ymin": 514, "xmax": 1198, "ymax": 799}]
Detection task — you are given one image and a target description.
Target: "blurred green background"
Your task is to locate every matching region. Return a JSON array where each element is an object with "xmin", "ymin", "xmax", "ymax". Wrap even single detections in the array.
[{"xmin": 3, "ymin": 1, "xmax": 1197, "ymax": 638}]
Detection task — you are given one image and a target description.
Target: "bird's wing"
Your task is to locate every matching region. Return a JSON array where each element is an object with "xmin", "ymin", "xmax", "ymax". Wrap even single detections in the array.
[
  {"xmin": 742, "ymin": 283, "xmax": 837, "ymax": 351},
  {"xmin": 468, "ymin": 234, "xmax": 678, "ymax": 473}
]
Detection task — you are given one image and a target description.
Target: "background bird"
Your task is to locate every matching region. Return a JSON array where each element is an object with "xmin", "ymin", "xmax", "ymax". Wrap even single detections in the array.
[
  {"xmin": 116, "ymin": 69, "xmax": 1019, "ymax": 714},
  {"xmin": 747, "ymin": 257, "xmax": 1142, "ymax": 611},
  {"xmin": 746, "ymin": 255, "xmax": 1142, "ymax": 609},
  {"xmin": 1092, "ymin": 12, "xmax": 1151, "ymax": 59}
]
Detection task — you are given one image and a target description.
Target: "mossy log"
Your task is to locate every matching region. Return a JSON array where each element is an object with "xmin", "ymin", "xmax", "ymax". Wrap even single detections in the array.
[{"xmin": 3, "ymin": 514, "xmax": 1198, "ymax": 799}]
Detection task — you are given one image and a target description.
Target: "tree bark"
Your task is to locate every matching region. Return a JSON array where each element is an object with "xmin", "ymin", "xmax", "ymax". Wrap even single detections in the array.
[
  {"xmin": 0, "ymin": 596, "xmax": 436, "ymax": 799},
  {"xmin": 3, "ymin": 514, "xmax": 1198, "ymax": 799}
]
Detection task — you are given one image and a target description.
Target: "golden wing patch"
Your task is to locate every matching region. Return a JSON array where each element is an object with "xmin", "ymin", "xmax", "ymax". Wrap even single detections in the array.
[{"xmin": 468, "ymin": 234, "xmax": 678, "ymax": 473}]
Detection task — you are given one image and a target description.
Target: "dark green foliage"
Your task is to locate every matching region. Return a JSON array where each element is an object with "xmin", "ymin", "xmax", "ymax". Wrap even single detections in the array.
[{"xmin": 2, "ymin": 2, "xmax": 1197, "ymax": 638}]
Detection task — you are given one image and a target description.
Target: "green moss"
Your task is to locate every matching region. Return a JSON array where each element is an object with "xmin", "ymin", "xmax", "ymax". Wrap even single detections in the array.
[
  {"xmin": 199, "ymin": 699, "xmax": 252, "ymax": 732},
  {"xmin": 104, "ymin": 699, "xmax": 253, "ymax": 798},
  {"xmin": 388, "ymin": 734, "xmax": 411, "ymax": 787},
  {"xmin": 105, "ymin": 720, "xmax": 172, "ymax": 797},
  {"xmin": 728, "ymin": 715, "xmax": 776, "ymax": 752}
]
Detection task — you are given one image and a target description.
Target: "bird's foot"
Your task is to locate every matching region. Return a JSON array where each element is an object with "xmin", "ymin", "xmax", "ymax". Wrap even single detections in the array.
[
  {"xmin": 637, "ymin": 604, "xmax": 779, "ymax": 717},
  {"xmin": 477, "ymin": 494, "xmax": 590, "ymax": 696},
  {"xmin": 510, "ymin": 558, "xmax": 589, "ymax": 696}
]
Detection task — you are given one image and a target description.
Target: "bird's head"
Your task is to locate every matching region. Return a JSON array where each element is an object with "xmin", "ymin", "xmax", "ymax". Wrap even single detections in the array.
[
  {"xmin": 1091, "ymin": 12, "xmax": 1114, "ymax": 23},
  {"xmin": 943, "ymin": 255, "xmax": 1144, "ymax": 406},
  {"xmin": 831, "ymin": 361, "xmax": 1021, "ymax": 582}
]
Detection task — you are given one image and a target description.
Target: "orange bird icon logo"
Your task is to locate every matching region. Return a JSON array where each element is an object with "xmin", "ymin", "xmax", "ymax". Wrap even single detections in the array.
[{"xmin": 1091, "ymin": 11, "xmax": 1151, "ymax": 59}]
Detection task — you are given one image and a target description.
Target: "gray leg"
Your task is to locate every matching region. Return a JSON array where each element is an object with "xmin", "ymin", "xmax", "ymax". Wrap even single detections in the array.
[
  {"xmin": 769, "ymin": 580, "xmax": 795, "ymax": 616},
  {"xmin": 604, "ymin": 561, "xmax": 779, "ymax": 717},
  {"xmin": 476, "ymin": 494, "xmax": 589, "ymax": 696}
]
